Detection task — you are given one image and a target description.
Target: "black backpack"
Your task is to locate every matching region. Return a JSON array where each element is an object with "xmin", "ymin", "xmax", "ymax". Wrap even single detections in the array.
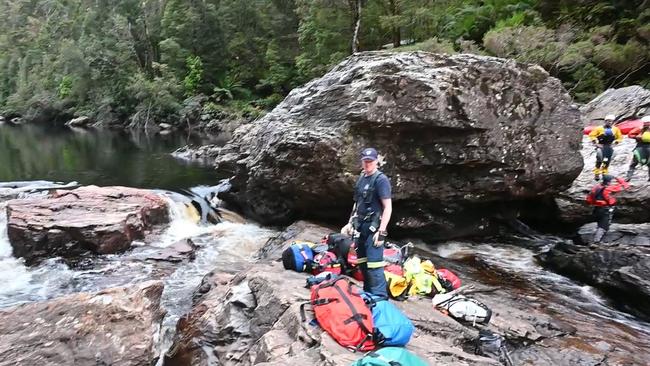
[
  {"xmin": 474, "ymin": 329, "xmax": 514, "ymax": 366},
  {"xmin": 326, "ymin": 233, "xmax": 354, "ymax": 273}
]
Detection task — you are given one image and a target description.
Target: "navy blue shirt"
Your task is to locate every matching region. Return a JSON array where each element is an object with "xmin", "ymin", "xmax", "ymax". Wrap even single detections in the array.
[{"xmin": 354, "ymin": 171, "xmax": 391, "ymax": 217}]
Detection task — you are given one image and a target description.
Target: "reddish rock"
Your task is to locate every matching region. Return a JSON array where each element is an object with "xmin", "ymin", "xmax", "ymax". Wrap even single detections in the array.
[
  {"xmin": 6, "ymin": 186, "xmax": 169, "ymax": 264},
  {"xmin": 0, "ymin": 281, "xmax": 165, "ymax": 366}
]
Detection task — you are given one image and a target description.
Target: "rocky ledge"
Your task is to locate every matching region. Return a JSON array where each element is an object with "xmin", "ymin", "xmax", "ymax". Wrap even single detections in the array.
[
  {"xmin": 162, "ymin": 221, "xmax": 623, "ymax": 366},
  {"xmin": 211, "ymin": 51, "xmax": 582, "ymax": 239},
  {"xmin": 6, "ymin": 186, "xmax": 169, "ymax": 264},
  {"xmin": 538, "ymin": 223, "xmax": 650, "ymax": 320},
  {"xmin": 0, "ymin": 281, "xmax": 165, "ymax": 366}
]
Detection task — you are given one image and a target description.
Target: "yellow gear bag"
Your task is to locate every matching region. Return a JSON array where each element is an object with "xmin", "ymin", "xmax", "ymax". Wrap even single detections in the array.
[
  {"xmin": 384, "ymin": 271, "xmax": 410, "ymax": 299},
  {"xmin": 402, "ymin": 257, "xmax": 446, "ymax": 296}
]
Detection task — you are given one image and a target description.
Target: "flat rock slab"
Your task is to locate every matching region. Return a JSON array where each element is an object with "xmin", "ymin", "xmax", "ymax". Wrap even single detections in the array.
[
  {"xmin": 0, "ymin": 281, "xmax": 165, "ymax": 366},
  {"xmin": 6, "ymin": 186, "xmax": 169, "ymax": 264}
]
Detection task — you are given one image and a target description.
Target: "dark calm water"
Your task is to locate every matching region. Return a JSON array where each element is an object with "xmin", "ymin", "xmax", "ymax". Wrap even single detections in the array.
[{"xmin": 0, "ymin": 123, "xmax": 227, "ymax": 190}]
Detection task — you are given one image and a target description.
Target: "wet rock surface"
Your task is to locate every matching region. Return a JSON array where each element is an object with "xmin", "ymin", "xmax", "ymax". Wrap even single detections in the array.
[
  {"xmin": 539, "ymin": 223, "xmax": 650, "ymax": 320},
  {"xmin": 0, "ymin": 281, "xmax": 165, "ymax": 366},
  {"xmin": 163, "ymin": 221, "xmax": 623, "ymax": 366},
  {"xmin": 557, "ymin": 136, "xmax": 650, "ymax": 225},
  {"xmin": 212, "ymin": 51, "xmax": 582, "ymax": 239},
  {"xmin": 580, "ymin": 86, "xmax": 650, "ymax": 124},
  {"xmin": 6, "ymin": 186, "xmax": 169, "ymax": 264}
]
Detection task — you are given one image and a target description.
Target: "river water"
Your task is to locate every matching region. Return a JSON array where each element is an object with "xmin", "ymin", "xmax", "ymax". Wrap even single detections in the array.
[{"xmin": 1, "ymin": 123, "xmax": 649, "ymax": 364}]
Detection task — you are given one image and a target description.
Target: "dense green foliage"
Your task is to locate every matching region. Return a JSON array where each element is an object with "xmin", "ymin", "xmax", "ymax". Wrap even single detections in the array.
[{"xmin": 0, "ymin": 0, "xmax": 648, "ymax": 127}]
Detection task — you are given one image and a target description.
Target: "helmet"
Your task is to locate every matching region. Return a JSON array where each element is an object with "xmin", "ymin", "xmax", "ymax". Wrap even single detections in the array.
[
  {"xmin": 604, "ymin": 114, "xmax": 616, "ymax": 122},
  {"xmin": 642, "ymin": 115, "xmax": 650, "ymax": 126},
  {"xmin": 601, "ymin": 174, "xmax": 613, "ymax": 185}
]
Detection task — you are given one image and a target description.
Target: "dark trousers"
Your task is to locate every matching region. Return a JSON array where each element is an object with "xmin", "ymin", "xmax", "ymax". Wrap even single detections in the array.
[
  {"xmin": 355, "ymin": 221, "xmax": 387, "ymax": 298},
  {"xmin": 593, "ymin": 206, "xmax": 613, "ymax": 231},
  {"xmin": 592, "ymin": 206, "xmax": 614, "ymax": 243},
  {"xmin": 596, "ymin": 145, "xmax": 614, "ymax": 170},
  {"xmin": 627, "ymin": 146, "xmax": 650, "ymax": 180}
]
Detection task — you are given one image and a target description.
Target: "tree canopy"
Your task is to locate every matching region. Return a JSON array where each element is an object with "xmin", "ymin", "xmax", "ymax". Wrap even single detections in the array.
[{"xmin": 0, "ymin": 0, "xmax": 648, "ymax": 126}]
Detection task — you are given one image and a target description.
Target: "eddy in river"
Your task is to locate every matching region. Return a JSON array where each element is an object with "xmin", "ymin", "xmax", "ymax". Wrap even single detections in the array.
[
  {"xmin": 588, "ymin": 114, "xmax": 622, "ymax": 181},
  {"xmin": 340, "ymin": 147, "xmax": 392, "ymax": 297}
]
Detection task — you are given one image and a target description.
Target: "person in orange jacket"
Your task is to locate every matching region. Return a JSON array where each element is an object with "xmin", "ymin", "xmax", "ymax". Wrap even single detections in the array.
[
  {"xmin": 625, "ymin": 116, "xmax": 650, "ymax": 182},
  {"xmin": 586, "ymin": 175, "xmax": 629, "ymax": 244},
  {"xmin": 588, "ymin": 114, "xmax": 623, "ymax": 180}
]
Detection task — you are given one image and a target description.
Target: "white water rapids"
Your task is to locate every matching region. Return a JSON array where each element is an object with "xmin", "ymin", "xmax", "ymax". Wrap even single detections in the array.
[{"xmin": 0, "ymin": 191, "xmax": 277, "ymax": 359}]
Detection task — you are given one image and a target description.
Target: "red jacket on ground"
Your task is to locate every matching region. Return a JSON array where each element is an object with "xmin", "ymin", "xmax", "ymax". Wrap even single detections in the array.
[{"xmin": 586, "ymin": 177, "xmax": 629, "ymax": 207}]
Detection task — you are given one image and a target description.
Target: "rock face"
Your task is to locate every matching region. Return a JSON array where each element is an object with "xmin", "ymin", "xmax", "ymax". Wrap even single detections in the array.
[
  {"xmin": 0, "ymin": 281, "xmax": 165, "ymax": 366},
  {"xmin": 65, "ymin": 116, "xmax": 92, "ymax": 127},
  {"xmin": 163, "ymin": 221, "xmax": 614, "ymax": 366},
  {"xmin": 6, "ymin": 186, "xmax": 169, "ymax": 264},
  {"xmin": 580, "ymin": 85, "xmax": 650, "ymax": 124},
  {"xmin": 539, "ymin": 223, "xmax": 650, "ymax": 320},
  {"xmin": 556, "ymin": 136, "xmax": 650, "ymax": 225},
  {"xmin": 213, "ymin": 51, "xmax": 582, "ymax": 238}
]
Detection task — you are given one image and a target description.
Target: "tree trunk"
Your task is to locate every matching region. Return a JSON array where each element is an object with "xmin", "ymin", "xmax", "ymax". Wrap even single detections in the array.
[
  {"xmin": 351, "ymin": 0, "xmax": 362, "ymax": 53},
  {"xmin": 389, "ymin": 0, "xmax": 400, "ymax": 48}
]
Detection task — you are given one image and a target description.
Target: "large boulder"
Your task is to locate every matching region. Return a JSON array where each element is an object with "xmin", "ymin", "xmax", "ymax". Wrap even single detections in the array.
[
  {"xmin": 213, "ymin": 51, "xmax": 582, "ymax": 239},
  {"xmin": 580, "ymin": 85, "xmax": 650, "ymax": 124},
  {"xmin": 0, "ymin": 281, "xmax": 165, "ymax": 366},
  {"xmin": 556, "ymin": 136, "xmax": 650, "ymax": 225},
  {"xmin": 538, "ymin": 225, "xmax": 650, "ymax": 321},
  {"xmin": 6, "ymin": 186, "xmax": 169, "ymax": 264}
]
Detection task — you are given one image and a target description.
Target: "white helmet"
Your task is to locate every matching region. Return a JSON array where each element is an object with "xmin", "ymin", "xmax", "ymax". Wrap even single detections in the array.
[{"xmin": 604, "ymin": 114, "xmax": 616, "ymax": 121}]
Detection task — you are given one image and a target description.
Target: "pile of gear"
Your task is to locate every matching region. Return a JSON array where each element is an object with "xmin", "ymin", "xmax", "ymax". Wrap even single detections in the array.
[{"xmin": 282, "ymin": 234, "xmax": 513, "ymax": 366}]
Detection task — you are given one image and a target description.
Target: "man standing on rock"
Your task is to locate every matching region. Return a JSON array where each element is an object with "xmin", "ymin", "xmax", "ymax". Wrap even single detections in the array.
[
  {"xmin": 586, "ymin": 174, "xmax": 629, "ymax": 244},
  {"xmin": 341, "ymin": 147, "xmax": 392, "ymax": 297},
  {"xmin": 625, "ymin": 116, "xmax": 650, "ymax": 182},
  {"xmin": 589, "ymin": 114, "xmax": 622, "ymax": 181}
]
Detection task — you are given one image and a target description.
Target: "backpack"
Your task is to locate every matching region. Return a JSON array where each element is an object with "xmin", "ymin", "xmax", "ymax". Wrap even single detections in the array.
[
  {"xmin": 474, "ymin": 329, "xmax": 514, "ymax": 366},
  {"xmin": 312, "ymin": 251, "xmax": 342, "ymax": 276},
  {"xmin": 384, "ymin": 271, "xmax": 411, "ymax": 301},
  {"xmin": 384, "ymin": 264, "xmax": 404, "ymax": 276},
  {"xmin": 327, "ymin": 233, "xmax": 355, "ymax": 272},
  {"xmin": 301, "ymin": 277, "xmax": 375, "ymax": 351},
  {"xmin": 281, "ymin": 241, "xmax": 314, "ymax": 272},
  {"xmin": 363, "ymin": 295, "xmax": 414, "ymax": 347},
  {"xmin": 350, "ymin": 347, "xmax": 430, "ymax": 366},
  {"xmin": 436, "ymin": 269, "xmax": 461, "ymax": 291},
  {"xmin": 432, "ymin": 294, "xmax": 492, "ymax": 325},
  {"xmin": 403, "ymin": 257, "xmax": 446, "ymax": 296},
  {"xmin": 382, "ymin": 243, "xmax": 403, "ymax": 265}
]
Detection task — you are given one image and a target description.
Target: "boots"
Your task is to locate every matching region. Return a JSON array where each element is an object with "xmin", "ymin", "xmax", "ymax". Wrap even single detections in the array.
[
  {"xmin": 593, "ymin": 227, "xmax": 606, "ymax": 244},
  {"xmin": 593, "ymin": 167, "xmax": 602, "ymax": 181}
]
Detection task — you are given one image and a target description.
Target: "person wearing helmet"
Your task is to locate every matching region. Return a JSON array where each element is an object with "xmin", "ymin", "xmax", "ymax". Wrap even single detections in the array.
[
  {"xmin": 625, "ymin": 115, "xmax": 650, "ymax": 182},
  {"xmin": 585, "ymin": 174, "xmax": 629, "ymax": 244},
  {"xmin": 588, "ymin": 114, "xmax": 623, "ymax": 181}
]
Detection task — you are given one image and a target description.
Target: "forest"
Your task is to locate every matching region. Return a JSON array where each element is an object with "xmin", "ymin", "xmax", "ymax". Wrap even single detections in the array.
[{"xmin": 0, "ymin": 0, "xmax": 648, "ymax": 127}]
